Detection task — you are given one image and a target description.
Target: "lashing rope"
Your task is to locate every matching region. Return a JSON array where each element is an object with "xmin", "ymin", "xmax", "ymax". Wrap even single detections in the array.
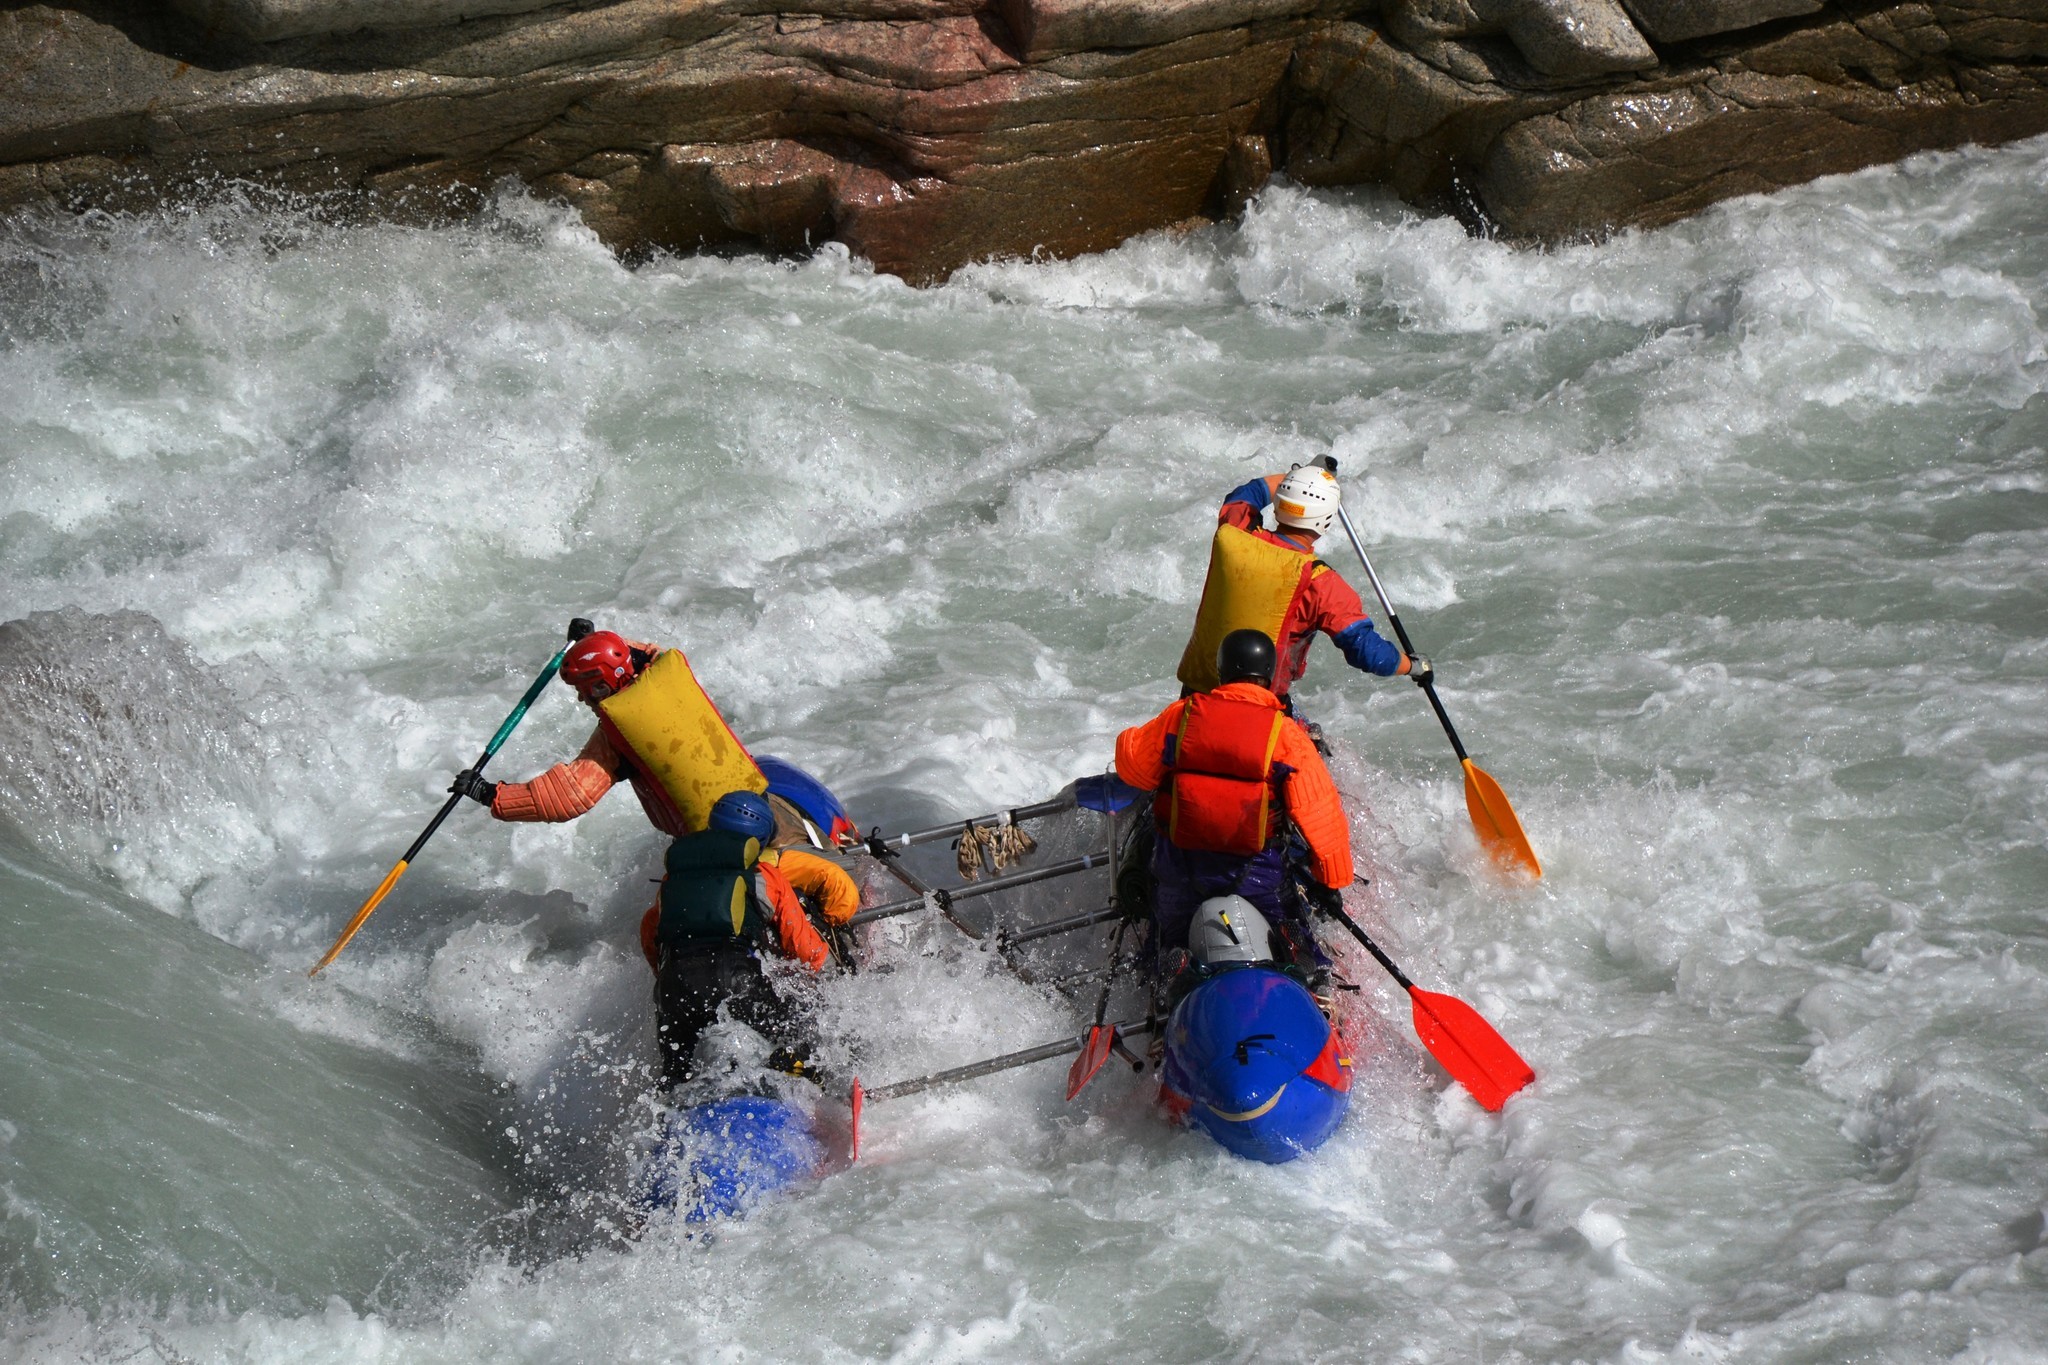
[{"xmin": 955, "ymin": 818, "xmax": 1037, "ymax": 880}]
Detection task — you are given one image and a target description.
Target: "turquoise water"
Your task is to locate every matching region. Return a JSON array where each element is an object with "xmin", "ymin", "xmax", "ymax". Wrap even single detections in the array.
[{"xmin": 2, "ymin": 139, "xmax": 2046, "ymax": 1361}]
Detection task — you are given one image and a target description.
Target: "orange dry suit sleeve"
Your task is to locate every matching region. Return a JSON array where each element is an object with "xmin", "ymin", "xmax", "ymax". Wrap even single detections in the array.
[
  {"xmin": 490, "ymin": 726, "xmax": 622, "ymax": 822},
  {"xmin": 1272, "ymin": 721, "xmax": 1354, "ymax": 890},
  {"xmin": 771, "ymin": 847, "xmax": 861, "ymax": 926},
  {"xmin": 1113, "ymin": 698, "xmax": 1188, "ymax": 793},
  {"xmin": 758, "ymin": 862, "xmax": 830, "ymax": 970}
]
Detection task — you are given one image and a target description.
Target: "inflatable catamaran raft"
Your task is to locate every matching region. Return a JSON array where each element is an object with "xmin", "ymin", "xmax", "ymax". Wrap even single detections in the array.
[{"xmin": 633, "ymin": 769, "xmax": 1535, "ymax": 1221}]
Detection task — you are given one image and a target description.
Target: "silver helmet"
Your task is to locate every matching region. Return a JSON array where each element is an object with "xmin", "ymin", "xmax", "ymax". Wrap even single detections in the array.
[{"xmin": 1188, "ymin": 895, "xmax": 1275, "ymax": 967}]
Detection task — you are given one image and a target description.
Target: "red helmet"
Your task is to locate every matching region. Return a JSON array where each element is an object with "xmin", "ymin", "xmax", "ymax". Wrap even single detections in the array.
[{"xmin": 560, "ymin": 631, "xmax": 640, "ymax": 702}]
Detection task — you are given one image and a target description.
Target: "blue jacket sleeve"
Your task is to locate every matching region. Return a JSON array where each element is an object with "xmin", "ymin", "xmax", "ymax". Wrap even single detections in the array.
[
  {"xmin": 1333, "ymin": 618, "xmax": 1403, "ymax": 676},
  {"xmin": 1223, "ymin": 477, "xmax": 1273, "ymax": 516}
]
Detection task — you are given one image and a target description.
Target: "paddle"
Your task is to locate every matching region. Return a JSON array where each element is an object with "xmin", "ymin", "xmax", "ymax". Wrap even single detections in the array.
[
  {"xmin": 307, "ymin": 621, "xmax": 587, "ymax": 977},
  {"xmin": 1321, "ymin": 900, "xmax": 1533, "ymax": 1111},
  {"xmin": 1332, "ymin": 501, "xmax": 1541, "ymax": 879},
  {"xmin": 1066, "ymin": 914, "xmax": 1133, "ymax": 1100}
]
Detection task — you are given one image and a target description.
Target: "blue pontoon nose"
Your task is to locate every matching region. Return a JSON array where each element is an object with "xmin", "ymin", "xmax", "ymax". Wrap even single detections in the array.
[{"xmin": 1160, "ymin": 967, "xmax": 1352, "ymax": 1164}]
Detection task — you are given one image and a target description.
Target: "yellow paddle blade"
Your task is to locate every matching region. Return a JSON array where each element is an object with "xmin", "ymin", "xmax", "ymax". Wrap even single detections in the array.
[
  {"xmin": 308, "ymin": 859, "xmax": 410, "ymax": 977},
  {"xmin": 1462, "ymin": 759, "xmax": 1540, "ymax": 879}
]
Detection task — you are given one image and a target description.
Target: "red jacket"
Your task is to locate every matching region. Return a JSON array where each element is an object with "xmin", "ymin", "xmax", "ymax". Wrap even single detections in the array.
[{"xmin": 1115, "ymin": 681, "xmax": 1353, "ymax": 889}]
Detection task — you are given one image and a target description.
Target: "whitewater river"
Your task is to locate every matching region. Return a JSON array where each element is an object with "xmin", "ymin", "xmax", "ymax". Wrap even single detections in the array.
[{"xmin": 3, "ymin": 135, "xmax": 2046, "ymax": 1363}]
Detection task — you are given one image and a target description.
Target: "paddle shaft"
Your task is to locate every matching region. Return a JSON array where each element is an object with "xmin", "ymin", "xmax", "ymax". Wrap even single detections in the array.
[
  {"xmin": 1322, "ymin": 900, "xmax": 1415, "ymax": 994},
  {"xmin": 1334, "ymin": 505, "xmax": 1470, "ymax": 762},
  {"xmin": 308, "ymin": 644, "xmax": 567, "ymax": 977},
  {"xmin": 865, "ymin": 796, "xmax": 1078, "ymax": 856},
  {"xmin": 846, "ymin": 851, "xmax": 1111, "ymax": 926},
  {"xmin": 863, "ymin": 1017, "xmax": 1156, "ymax": 1103}
]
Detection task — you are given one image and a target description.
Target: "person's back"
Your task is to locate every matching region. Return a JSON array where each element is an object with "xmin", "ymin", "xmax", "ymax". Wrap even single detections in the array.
[
  {"xmin": 461, "ymin": 630, "xmax": 770, "ymax": 839},
  {"xmin": 1116, "ymin": 630, "xmax": 1353, "ymax": 968},
  {"xmin": 649, "ymin": 791, "xmax": 830, "ymax": 1087},
  {"xmin": 1175, "ymin": 460, "xmax": 1424, "ymax": 704}
]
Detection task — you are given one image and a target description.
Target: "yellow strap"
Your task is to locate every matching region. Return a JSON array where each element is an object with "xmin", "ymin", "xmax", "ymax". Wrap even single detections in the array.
[
  {"xmin": 1165, "ymin": 704, "xmax": 1197, "ymax": 846},
  {"xmin": 1254, "ymin": 711, "xmax": 1285, "ymax": 841}
]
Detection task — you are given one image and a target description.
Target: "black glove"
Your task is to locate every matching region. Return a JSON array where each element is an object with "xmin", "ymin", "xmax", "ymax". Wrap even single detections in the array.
[
  {"xmin": 1311, "ymin": 455, "xmax": 1338, "ymax": 473},
  {"xmin": 1302, "ymin": 880, "xmax": 1345, "ymax": 919},
  {"xmin": 1406, "ymin": 653, "xmax": 1434, "ymax": 687},
  {"xmin": 450, "ymin": 768, "xmax": 497, "ymax": 806}
]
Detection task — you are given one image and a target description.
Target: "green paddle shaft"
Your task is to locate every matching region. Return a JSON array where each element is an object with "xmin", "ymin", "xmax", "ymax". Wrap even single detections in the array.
[
  {"xmin": 309, "ymin": 638, "xmax": 571, "ymax": 978},
  {"xmin": 395, "ymin": 645, "xmax": 565, "ymax": 862}
]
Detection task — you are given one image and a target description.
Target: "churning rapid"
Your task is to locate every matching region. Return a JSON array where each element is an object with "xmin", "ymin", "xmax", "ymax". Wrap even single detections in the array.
[{"xmin": 3, "ymin": 133, "xmax": 2047, "ymax": 1362}]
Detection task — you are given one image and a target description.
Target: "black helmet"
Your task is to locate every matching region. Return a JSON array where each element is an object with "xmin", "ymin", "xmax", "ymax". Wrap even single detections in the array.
[{"xmin": 1216, "ymin": 629, "xmax": 1277, "ymax": 687}]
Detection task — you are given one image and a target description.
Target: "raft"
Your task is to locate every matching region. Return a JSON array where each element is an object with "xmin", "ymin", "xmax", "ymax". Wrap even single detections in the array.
[{"xmin": 634, "ymin": 1095, "xmax": 823, "ymax": 1222}]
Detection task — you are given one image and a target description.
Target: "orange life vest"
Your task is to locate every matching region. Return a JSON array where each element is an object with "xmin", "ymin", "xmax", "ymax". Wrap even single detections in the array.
[{"xmin": 1160, "ymin": 693, "xmax": 1290, "ymax": 855}]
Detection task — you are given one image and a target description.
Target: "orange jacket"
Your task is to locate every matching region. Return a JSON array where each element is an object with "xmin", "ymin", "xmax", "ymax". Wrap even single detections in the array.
[
  {"xmin": 638, "ymin": 859, "xmax": 829, "ymax": 971},
  {"xmin": 491, "ymin": 722, "xmax": 634, "ymax": 823},
  {"xmin": 1114, "ymin": 680, "xmax": 1353, "ymax": 889}
]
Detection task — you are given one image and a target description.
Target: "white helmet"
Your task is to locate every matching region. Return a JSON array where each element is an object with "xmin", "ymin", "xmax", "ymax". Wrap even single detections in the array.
[
  {"xmin": 1188, "ymin": 895, "xmax": 1275, "ymax": 967},
  {"xmin": 1272, "ymin": 464, "xmax": 1341, "ymax": 536}
]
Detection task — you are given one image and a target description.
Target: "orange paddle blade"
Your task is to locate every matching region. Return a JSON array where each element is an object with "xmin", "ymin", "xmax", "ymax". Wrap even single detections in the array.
[
  {"xmin": 1066, "ymin": 1026, "xmax": 1116, "ymax": 1101},
  {"xmin": 849, "ymin": 1079, "xmax": 864, "ymax": 1162},
  {"xmin": 308, "ymin": 858, "xmax": 410, "ymax": 978},
  {"xmin": 1462, "ymin": 758, "xmax": 1540, "ymax": 879},
  {"xmin": 1409, "ymin": 987, "xmax": 1534, "ymax": 1112}
]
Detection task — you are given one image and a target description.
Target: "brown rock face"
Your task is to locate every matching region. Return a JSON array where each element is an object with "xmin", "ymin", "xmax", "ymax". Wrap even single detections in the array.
[{"xmin": 1, "ymin": 0, "xmax": 2044, "ymax": 280}]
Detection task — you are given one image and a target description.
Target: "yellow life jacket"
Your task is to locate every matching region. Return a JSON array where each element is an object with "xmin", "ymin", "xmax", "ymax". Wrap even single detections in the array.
[
  {"xmin": 596, "ymin": 648, "xmax": 766, "ymax": 836},
  {"xmin": 1176, "ymin": 523, "xmax": 1324, "ymax": 693}
]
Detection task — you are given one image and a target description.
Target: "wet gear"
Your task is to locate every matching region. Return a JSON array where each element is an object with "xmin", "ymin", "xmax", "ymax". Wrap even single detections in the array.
[
  {"xmin": 1115, "ymin": 680, "xmax": 1352, "ymax": 892},
  {"xmin": 761, "ymin": 846, "xmax": 861, "ymax": 926},
  {"xmin": 657, "ymin": 829, "xmax": 771, "ymax": 950},
  {"xmin": 652, "ymin": 943, "xmax": 811, "ymax": 1089},
  {"xmin": 1177, "ymin": 523, "xmax": 1323, "ymax": 694},
  {"xmin": 1216, "ymin": 628, "xmax": 1278, "ymax": 688},
  {"xmin": 709, "ymin": 790, "xmax": 777, "ymax": 841},
  {"xmin": 1301, "ymin": 878, "xmax": 1346, "ymax": 920},
  {"xmin": 1160, "ymin": 691, "xmax": 1291, "ymax": 857},
  {"xmin": 1406, "ymin": 653, "xmax": 1433, "ymax": 686},
  {"xmin": 1189, "ymin": 895, "xmax": 1275, "ymax": 967},
  {"xmin": 1178, "ymin": 475, "xmax": 1403, "ymax": 699}
]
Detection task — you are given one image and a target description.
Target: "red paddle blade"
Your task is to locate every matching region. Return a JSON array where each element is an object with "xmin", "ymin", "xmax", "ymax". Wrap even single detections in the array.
[
  {"xmin": 849, "ymin": 1079, "xmax": 864, "ymax": 1162},
  {"xmin": 1065, "ymin": 1026, "xmax": 1115, "ymax": 1101},
  {"xmin": 1409, "ymin": 988, "xmax": 1534, "ymax": 1112}
]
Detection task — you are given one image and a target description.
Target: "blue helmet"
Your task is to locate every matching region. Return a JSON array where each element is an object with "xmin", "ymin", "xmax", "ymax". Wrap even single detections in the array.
[{"xmin": 708, "ymin": 790, "xmax": 776, "ymax": 841}]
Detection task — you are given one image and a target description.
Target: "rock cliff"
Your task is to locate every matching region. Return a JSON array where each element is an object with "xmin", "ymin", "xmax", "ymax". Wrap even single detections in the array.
[{"xmin": 2, "ymin": 0, "xmax": 2043, "ymax": 280}]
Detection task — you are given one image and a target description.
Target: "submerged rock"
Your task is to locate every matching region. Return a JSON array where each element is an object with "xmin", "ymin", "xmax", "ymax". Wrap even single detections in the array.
[{"xmin": 1, "ymin": 0, "xmax": 2043, "ymax": 278}]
